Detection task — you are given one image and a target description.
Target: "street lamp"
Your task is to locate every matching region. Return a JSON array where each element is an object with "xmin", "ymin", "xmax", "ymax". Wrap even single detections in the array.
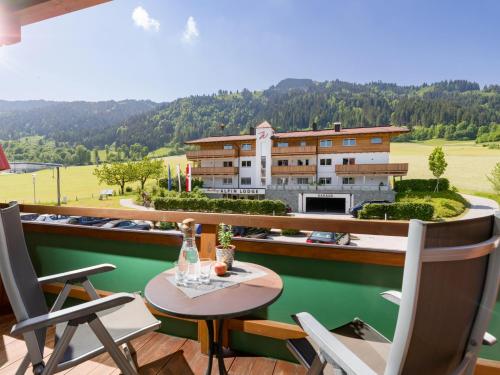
[{"xmin": 32, "ymin": 173, "xmax": 36, "ymax": 204}]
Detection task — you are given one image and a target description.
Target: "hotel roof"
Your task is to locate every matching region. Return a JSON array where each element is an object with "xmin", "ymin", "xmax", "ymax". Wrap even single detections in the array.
[{"xmin": 185, "ymin": 124, "xmax": 409, "ymax": 144}]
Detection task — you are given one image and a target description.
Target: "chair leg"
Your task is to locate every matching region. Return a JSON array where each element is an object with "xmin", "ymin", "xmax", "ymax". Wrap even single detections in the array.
[
  {"xmin": 43, "ymin": 322, "xmax": 78, "ymax": 375},
  {"xmin": 15, "ymin": 354, "xmax": 31, "ymax": 375},
  {"xmin": 88, "ymin": 316, "xmax": 137, "ymax": 375},
  {"xmin": 121, "ymin": 343, "xmax": 137, "ymax": 371}
]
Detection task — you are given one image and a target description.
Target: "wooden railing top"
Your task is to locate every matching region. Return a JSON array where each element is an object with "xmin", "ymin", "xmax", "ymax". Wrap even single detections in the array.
[{"xmin": 3, "ymin": 203, "xmax": 410, "ymax": 236}]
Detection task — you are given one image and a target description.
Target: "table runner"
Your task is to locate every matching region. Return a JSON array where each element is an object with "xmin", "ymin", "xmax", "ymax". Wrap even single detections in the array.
[{"xmin": 166, "ymin": 261, "xmax": 267, "ymax": 299}]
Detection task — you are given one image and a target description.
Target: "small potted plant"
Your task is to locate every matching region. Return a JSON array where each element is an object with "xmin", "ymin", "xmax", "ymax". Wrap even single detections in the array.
[{"xmin": 215, "ymin": 223, "xmax": 235, "ymax": 271}]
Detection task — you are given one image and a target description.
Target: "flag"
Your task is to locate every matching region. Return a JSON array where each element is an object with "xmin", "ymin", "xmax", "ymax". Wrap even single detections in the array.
[
  {"xmin": 0, "ymin": 145, "xmax": 10, "ymax": 171},
  {"xmin": 176, "ymin": 164, "xmax": 181, "ymax": 192},
  {"xmin": 167, "ymin": 164, "xmax": 172, "ymax": 191},
  {"xmin": 185, "ymin": 164, "xmax": 192, "ymax": 192}
]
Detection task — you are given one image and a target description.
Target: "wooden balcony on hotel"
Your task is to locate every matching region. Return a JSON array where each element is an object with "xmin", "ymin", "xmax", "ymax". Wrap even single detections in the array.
[
  {"xmin": 191, "ymin": 167, "xmax": 239, "ymax": 175},
  {"xmin": 186, "ymin": 149, "xmax": 237, "ymax": 159},
  {"xmin": 271, "ymin": 146, "xmax": 317, "ymax": 156},
  {"xmin": 335, "ymin": 163, "xmax": 409, "ymax": 176},
  {"xmin": 271, "ymin": 165, "xmax": 317, "ymax": 175}
]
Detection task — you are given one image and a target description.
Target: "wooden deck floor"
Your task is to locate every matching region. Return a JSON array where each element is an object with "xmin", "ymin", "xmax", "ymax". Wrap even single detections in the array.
[{"xmin": 0, "ymin": 315, "xmax": 305, "ymax": 375}]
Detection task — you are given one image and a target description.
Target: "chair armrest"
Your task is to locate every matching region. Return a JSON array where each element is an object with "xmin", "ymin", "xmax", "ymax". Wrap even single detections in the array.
[
  {"xmin": 380, "ymin": 290, "xmax": 402, "ymax": 305},
  {"xmin": 483, "ymin": 332, "xmax": 497, "ymax": 346},
  {"xmin": 381, "ymin": 291, "xmax": 496, "ymax": 346},
  {"xmin": 38, "ymin": 264, "xmax": 116, "ymax": 285},
  {"xmin": 11, "ymin": 292, "xmax": 135, "ymax": 337},
  {"xmin": 294, "ymin": 312, "xmax": 378, "ymax": 375}
]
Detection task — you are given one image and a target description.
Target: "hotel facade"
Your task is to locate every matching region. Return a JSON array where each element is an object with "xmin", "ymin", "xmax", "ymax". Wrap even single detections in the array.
[{"xmin": 186, "ymin": 121, "xmax": 409, "ymax": 213}]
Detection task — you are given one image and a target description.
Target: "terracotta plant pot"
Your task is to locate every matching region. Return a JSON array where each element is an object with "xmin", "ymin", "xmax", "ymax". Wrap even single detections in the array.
[{"xmin": 215, "ymin": 245, "xmax": 235, "ymax": 270}]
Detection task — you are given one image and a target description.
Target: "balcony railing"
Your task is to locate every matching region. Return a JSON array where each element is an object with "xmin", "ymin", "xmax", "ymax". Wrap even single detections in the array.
[
  {"xmin": 191, "ymin": 167, "xmax": 239, "ymax": 175},
  {"xmin": 268, "ymin": 184, "xmax": 391, "ymax": 191},
  {"xmin": 271, "ymin": 165, "xmax": 317, "ymax": 175},
  {"xmin": 186, "ymin": 149, "xmax": 237, "ymax": 159},
  {"xmin": 271, "ymin": 146, "xmax": 317, "ymax": 155},
  {"xmin": 0, "ymin": 203, "xmax": 498, "ymax": 373},
  {"xmin": 335, "ymin": 163, "xmax": 409, "ymax": 176}
]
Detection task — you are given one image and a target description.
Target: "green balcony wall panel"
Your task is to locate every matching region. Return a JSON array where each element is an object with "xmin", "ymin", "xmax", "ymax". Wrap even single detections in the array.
[{"xmin": 24, "ymin": 231, "xmax": 500, "ymax": 361}]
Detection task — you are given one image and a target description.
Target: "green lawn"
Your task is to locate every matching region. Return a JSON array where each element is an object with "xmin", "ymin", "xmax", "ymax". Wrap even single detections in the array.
[
  {"xmin": 390, "ymin": 140, "xmax": 499, "ymax": 194},
  {"xmin": 0, "ymin": 155, "xmax": 187, "ymax": 207},
  {"xmin": 396, "ymin": 190, "xmax": 469, "ymax": 220}
]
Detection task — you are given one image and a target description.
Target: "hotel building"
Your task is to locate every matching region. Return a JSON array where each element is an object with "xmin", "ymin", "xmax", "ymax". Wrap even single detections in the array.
[{"xmin": 186, "ymin": 121, "xmax": 409, "ymax": 213}]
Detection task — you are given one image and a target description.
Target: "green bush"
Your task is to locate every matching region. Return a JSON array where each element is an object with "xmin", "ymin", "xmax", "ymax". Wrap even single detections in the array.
[
  {"xmin": 154, "ymin": 198, "xmax": 287, "ymax": 216},
  {"xmin": 125, "ymin": 186, "xmax": 133, "ymax": 193},
  {"xmin": 358, "ymin": 202, "xmax": 434, "ymax": 221},
  {"xmin": 158, "ymin": 222, "xmax": 175, "ymax": 230},
  {"xmin": 394, "ymin": 178, "xmax": 450, "ymax": 192},
  {"xmin": 281, "ymin": 228, "xmax": 301, "ymax": 236}
]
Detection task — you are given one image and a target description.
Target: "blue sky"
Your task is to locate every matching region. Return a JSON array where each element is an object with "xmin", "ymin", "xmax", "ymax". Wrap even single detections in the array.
[{"xmin": 1, "ymin": 0, "xmax": 499, "ymax": 102}]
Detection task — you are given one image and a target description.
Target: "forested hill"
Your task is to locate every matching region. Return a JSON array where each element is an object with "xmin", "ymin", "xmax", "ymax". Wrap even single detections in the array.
[
  {"xmin": 0, "ymin": 100, "xmax": 159, "ymax": 147},
  {"xmin": 113, "ymin": 79, "xmax": 500, "ymax": 150},
  {"xmin": 1, "ymin": 79, "xmax": 500, "ymax": 154}
]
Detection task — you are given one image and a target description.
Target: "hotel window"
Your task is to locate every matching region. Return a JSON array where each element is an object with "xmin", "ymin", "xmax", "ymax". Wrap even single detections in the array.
[
  {"xmin": 277, "ymin": 177, "xmax": 289, "ymax": 185},
  {"xmin": 342, "ymin": 158, "xmax": 355, "ymax": 165},
  {"xmin": 296, "ymin": 177, "xmax": 309, "ymax": 185},
  {"xmin": 241, "ymin": 160, "xmax": 251, "ymax": 167},
  {"xmin": 318, "ymin": 177, "xmax": 332, "ymax": 185},
  {"xmin": 222, "ymin": 178, "xmax": 232, "ymax": 185},
  {"xmin": 319, "ymin": 158, "xmax": 332, "ymax": 166},
  {"xmin": 223, "ymin": 161, "xmax": 233, "ymax": 167},
  {"xmin": 223, "ymin": 144, "xmax": 233, "ymax": 150},
  {"xmin": 371, "ymin": 137, "xmax": 382, "ymax": 144},
  {"xmin": 343, "ymin": 138, "xmax": 356, "ymax": 146},
  {"xmin": 299, "ymin": 141, "xmax": 307, "ymax": 147},
  {"xmin": 241, "ymin": 143, "xmax": 252, "ymax": 150},
  {"xmin": 277, "ymin": 160, "xmax": 289, "ymax": 166},
  {"xmin": 319, "ymin": 139, "xmax": 332, "ymax": 148},
  {"xmin": 241, "ymin": 177, "xmax": 251, "ymax": 185},
  {"xmin": 277, "ymin": 142, "xmax": 289, "ymax": 147},
  {"xmin": 297, "ymin": 159, "xmax": 310, "ymax": 166},
  {"xmin": 343, "ymin": 177, "xmax": 355, "ymax": 185}
]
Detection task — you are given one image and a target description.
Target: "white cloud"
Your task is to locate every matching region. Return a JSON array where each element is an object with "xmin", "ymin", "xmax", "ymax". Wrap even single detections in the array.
[
  {"xmin": 132, "ymin": 6, "xmax": 160, "ymax": 32},
  {"xmin": 182, "ymin": 16, "xmax": 199, "ymax": 44}
]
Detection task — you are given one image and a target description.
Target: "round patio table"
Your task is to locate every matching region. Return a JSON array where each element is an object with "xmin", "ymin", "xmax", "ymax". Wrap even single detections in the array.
[{"xmin": 144, "ymin": 262, "xmax": 283, "ymax": 375}]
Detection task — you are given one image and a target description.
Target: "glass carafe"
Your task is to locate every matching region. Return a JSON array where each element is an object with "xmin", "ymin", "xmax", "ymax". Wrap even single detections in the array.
[{"xmin": 178, "ymin": 218, "xmax": 201, "ymax": 284}]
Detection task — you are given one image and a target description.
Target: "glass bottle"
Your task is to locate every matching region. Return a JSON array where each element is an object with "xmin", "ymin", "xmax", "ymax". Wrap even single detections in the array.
[{"xmin": 178, "ymin": 218, "xmax": 201, "ymax": 284}]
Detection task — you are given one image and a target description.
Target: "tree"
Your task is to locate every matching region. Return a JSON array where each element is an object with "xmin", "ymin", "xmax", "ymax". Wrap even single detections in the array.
[
  {"xmin": 487, "ymin": 162, "xmax": 500, "ymax": 194},
  {"xmin": 133, "ymin": 158, "xmax": 164, "ymax": 190},
  {"xmin": 94, "ymin": 162, "xmax": 137, "ymax": 195},
  {"xmin": 428, "ymin": 146, "xmax": 448, "ymax": 191}
]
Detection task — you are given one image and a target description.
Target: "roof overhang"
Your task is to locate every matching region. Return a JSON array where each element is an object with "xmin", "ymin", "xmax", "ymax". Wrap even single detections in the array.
[{"xmin": 0, "ymin": 0, "xmax": 111, "ymax": 45}]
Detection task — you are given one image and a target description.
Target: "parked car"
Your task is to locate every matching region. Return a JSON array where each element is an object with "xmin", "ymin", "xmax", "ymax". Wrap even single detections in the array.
[
  {"xmin": 349, "ymin": 200, "xmax": 390, "ymax": 218},
  {"xmin": 232, "ymin": 226, "xmax": 269, "ymax": 239},
  {"xmin": 67, "ymin": 216, "xmax": 114, "ymax": 226},
  {"xmin": 20, "ymin": 213, "xmax": 39, "ymax": 221},
  {"xmin": 306, "ymin": 231, "xmax": 350, "ymax": 245},
  {"xmin": 101, "ymin": 220, "xmax": 152, "ymax": 231},
  {"xmin": 35, "ymin": 214, "xmax": 70, "ymax": 223}
]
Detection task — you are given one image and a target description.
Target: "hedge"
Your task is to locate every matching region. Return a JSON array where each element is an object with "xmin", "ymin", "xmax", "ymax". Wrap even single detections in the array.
[
  {"xmin": 394, "ymin": 178, "xmax": 450, "ymax": 192},
  {"xmin": 358, "ymin": 202, "xmax": 434, "ymax": 221},
  {"xmin": 154, "ymin": 197, "xmax": 287, "ymax": 216}
]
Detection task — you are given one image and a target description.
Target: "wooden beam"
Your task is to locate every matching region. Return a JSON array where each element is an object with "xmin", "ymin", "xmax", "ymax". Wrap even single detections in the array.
[
  {"xmin": 13, "ymin": 0, "xmax": 111, "ymax": 26},
  {"xmin": 5, "ymin": 203, "xmax": 410, "ymax": 236},
  {"xmin": 475, "ymin": 359, "xmax": 500, "ymax": 375}
]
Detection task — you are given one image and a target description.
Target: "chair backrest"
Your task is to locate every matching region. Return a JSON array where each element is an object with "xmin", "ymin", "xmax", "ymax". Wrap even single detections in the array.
[
  {"xmin": 386, "ymin": 214, "xmax": 500, "ymax": 375},
  {"xmin": 0, "ymin": 204, "xmax": 48, "ymax": 355}
]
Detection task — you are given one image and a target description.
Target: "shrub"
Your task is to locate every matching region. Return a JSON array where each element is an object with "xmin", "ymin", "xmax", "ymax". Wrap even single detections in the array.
[
  {"xmin": 154, "ymin": 197, "xmax": 287, "ymax": 216},
  {"xmin": 394, "ymin": 178, "xmax": 450, "ymax": 192},
  {"xmin": 281, "ymin": 228, "xmax": 301, "ymax": 236},
  {"xmin": 125, "ymin": 186, "xmax": 133, "ymax": 193},
  {"xmin": 158, "ymin": 222, "xmax": 175, "ymax": 230},
  {"xmin": 358, "ymin": 202, "xmax": 434, "ymax": 221}
]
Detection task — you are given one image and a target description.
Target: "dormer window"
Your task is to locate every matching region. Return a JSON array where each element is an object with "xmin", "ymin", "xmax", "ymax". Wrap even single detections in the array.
[
  {"xmin": 343, "ymin": 139, "xmax": 356, "ymax": 146},
  {"xmin": 371, "ymin": 137, "xmax": 382, "ymax": 144},
  {"xmin": 277, "ymin": 142, "xmax": 288, "ymax": 147},
  {"xmin": 223, "ymin": 144, "xmax": 233, "ymax": 150},
  {"xmin": 241, "ymin": 143, "xmax": 252, "ymax": 150}
]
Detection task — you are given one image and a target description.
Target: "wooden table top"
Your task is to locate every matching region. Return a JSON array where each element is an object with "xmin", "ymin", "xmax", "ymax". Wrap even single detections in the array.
[{"xmin": 144, "ymin": 262, "xmax": 283, "ymax": 320}]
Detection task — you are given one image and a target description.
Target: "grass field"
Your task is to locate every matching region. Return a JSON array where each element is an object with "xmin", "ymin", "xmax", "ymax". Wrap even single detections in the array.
[
  {"xmin": 390, "ymin": 140, "xmax": 499, "ymax": 194},
  {"xmin": 0, "ymin": 155, "xmax": 187, "ymax": 206}
]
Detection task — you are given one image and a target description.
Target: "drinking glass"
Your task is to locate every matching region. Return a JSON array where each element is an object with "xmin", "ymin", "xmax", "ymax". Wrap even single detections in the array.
[
  {"xmin": 174, "ymin": 261, "xmax": 188, "ymax": 286},
  {"xmin": 199, "ymin": 258, "xmax": 213, "ymax": 284}
]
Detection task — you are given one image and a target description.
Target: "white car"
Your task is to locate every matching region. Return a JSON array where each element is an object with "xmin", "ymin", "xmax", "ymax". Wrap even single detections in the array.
[{"xmin": 35, "ymin": 214, "xmax": 71, "ymax": 224}]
